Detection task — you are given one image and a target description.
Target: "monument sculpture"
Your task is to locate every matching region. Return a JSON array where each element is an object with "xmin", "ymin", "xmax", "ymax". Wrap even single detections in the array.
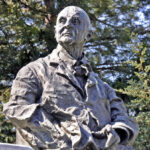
[
  {"xmin": 0, "ymin": 143, "xmax": 33, "ymax": 150},
  {"xmin": 3, "ymin": 6, "xmax": 138, "ymax": 150}
]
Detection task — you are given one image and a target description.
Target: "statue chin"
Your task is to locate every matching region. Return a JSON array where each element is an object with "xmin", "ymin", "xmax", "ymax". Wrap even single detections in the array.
[{"xmin": 59, "ymin": 36, "xmax": 75, "ymax": 45}]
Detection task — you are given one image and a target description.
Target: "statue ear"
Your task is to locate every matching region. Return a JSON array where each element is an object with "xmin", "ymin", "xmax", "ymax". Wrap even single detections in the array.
[{"xmin": 85, "ymin": 30, "xmax": 93, "ymax": 41}]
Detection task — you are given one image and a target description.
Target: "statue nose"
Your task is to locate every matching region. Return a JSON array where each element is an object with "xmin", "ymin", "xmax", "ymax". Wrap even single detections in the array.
[{"xmin": 65, "ymin": 20, "xmax": 72, "ymax": 28}]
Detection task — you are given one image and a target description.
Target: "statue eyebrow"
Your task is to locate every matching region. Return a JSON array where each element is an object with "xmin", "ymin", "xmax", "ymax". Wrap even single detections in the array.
[
  {"xmin": 58, "ymin": 16, "xmax": 66, "ymax": 23},
  {"xmin": 72, "ymin": 13, "xmax": 81, "ymax": 18},
  {"xmin": 72, "ymin": 15, "xmax": 81, "ymax": 21},
  {"xmin": 59, "ymin": 16, "xmax": 66, "ymax": 20},
  {"xmin": 72, "ymin": 16, "xmax": 80, "ymax": 19}
]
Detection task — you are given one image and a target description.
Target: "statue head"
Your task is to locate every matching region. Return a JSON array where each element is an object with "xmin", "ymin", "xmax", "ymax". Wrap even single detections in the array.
[{"xmin": 55, "ymin": 6, "xmax": 92, "ymax": 46}]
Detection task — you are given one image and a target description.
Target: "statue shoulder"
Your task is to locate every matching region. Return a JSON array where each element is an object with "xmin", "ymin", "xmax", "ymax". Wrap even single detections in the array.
[
  {"xmin": 92, "ymin": 73, "xmax": 115, "ymax": 95},
  {"xmin": 18, "ymin": 54, "xmax": 50, "ymax": 74},
  {"xmin": 92, "ymin": 72, "xmax": 107, "ymax": 87}
]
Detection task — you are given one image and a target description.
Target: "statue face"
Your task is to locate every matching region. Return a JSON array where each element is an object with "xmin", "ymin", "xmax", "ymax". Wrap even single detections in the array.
[{"xmin": 55, "ymin": 6, "xmax": 91, "ymax": 45}]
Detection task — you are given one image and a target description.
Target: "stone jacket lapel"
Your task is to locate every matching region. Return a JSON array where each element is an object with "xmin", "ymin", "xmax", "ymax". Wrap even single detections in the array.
[
  {"xmin": 49, "ymin": 49, "xmax": 111, "ymax": 127},
  {"xmin": 55, "ymin": 62, "xmax": 85, "ymax": 97},
  {"xmin": 49, "ymin": 48, "xmax": 88, "ymax": 98}
]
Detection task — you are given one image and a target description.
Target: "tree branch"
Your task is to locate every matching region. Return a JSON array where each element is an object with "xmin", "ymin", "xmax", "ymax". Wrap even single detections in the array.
[
  {"xmin": 89, "ymin": 13, "xmax": 121, "ymax": 29},
  {"xmin": 19, "ymin": 1, "xmax": 46, "ymax": 15}
]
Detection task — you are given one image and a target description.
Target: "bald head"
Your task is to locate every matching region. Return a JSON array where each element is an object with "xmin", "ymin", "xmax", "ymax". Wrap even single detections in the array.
[
  {"xmin": 55, "ymin": 6, "xmax": 92, "ymax": 46},
  {"xmin": 57, "ymin": 6, "xmax": 91, "ymax": 31}
]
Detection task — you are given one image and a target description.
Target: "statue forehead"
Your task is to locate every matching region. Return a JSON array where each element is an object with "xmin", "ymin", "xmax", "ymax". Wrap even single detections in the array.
[{"xmin": 57, "ymin": 6, "xmax": 88, "ymax": 19}]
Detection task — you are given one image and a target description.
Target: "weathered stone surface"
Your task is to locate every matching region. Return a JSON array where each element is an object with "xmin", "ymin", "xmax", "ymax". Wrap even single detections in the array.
[
  {"xmin": 0, "ymin": 143, "xmax": 33, "ymax": 150},
  {"xmin": 3, "ymin": 6, "xmax": 138, "ymax": 150}
]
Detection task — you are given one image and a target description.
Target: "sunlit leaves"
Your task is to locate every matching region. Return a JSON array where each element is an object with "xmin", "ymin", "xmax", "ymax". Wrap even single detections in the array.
[{"xmin": 118, "ymin": 43, "xmax": 150, "ymax": 149}]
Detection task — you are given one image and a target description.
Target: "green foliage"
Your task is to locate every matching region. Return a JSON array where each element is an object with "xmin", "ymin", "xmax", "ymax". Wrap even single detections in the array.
[
  {"xmin": 118, "ymin": 44, "xmax": 150, "ymax": 149},
  {"xmin": 0, "ymin": 0, "xmax": 150, "ymax": 147},
  {"xmin": 1, "ymin": 0, "xmax": 149, "ymax": 80},
  {"xmin": 0, "ymin": 87, "xmax": 15, "ymax": 143}
]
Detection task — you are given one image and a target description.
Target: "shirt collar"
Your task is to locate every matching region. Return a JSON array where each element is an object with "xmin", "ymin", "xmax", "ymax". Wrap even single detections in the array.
[{"xmin": 49, "ymin": 46, "xmax": 91, "ymax": 71}]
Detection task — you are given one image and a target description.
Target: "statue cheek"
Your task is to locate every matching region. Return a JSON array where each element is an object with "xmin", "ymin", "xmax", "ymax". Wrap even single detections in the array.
[
  {"xmin": 55, "ymin": 30, "xmax": 62, "ymax": 39},
  {"xmin": 56, "ymin": 25, "xmax": 62, "ymax": 32}
]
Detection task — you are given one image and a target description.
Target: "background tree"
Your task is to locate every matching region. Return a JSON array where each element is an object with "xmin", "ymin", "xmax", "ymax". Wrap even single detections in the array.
[
  {"xmin": 0, "ymin": 0, "xmax": 149, "ymax": 81},
  {"xmin": 0, "ymin": 0, "xmax": 149, "ymax": 148},
  {"xmin": 118, "ymin": 43, "xmax": 150, "ymax": 150}
]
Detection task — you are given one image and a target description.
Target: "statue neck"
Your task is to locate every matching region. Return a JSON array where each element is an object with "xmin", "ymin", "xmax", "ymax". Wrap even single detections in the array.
[{"xmin": 57, "ymin": 44, "xmax": 83, "ymax": 60}]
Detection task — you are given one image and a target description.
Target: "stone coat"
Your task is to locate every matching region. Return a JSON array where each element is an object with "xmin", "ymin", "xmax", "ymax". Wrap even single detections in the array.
[{"xmin": 3, "ymin": 48, "xmax": 138, "ymax": 150}]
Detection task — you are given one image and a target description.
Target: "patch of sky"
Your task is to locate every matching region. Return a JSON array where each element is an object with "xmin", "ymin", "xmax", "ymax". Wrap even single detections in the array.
[
  {"xmin": 25, "ymin": 18, "xmax": 34, "ymax": 26},
  {"xmin": 103, "ymin": 71, "xmax": 120, "ymax": 82},
  {"xmin": 84, "ymin": 47, "xmax": 97, "ymax": 54},
  {"xmin": 135, "ymin": 5, "xmax": 150, "ymax": 27},
  {"xmin": 99, "ymin": 45, "xmax": 108, "ymax": 51},
  {"xmin": 98, "ymin": 13, "xmax": 107, "ymax": 21},
  {"xmin": 0, "ymin": 30, "xmax": 4, "ymax": 36},
  {"xmin": 10, "ymin": 29, "xmax": 15, "ymax": 34},
  {"xmin": 33, "ymin": 42, "xmax": 46, "ymax": 49},
  {"xmin": 17, "ymin": 45, "xmax": 26, "ymax": 51},
  {"xmin": 8, "ymin": 39, "xmax": 13, "ymax": 43},
  {"xmin": 54, "ymin": 1, "xmax": 58, "ymax": 9},
  {"xmin": 0, "ymin": 80, "xmax": 12, "ymax": 86}
]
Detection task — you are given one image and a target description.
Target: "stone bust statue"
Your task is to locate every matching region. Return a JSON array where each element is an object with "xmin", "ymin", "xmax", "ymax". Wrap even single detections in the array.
[{"xmin": 3, "ymin": 6, "xmax": 138, "ymax": 150}]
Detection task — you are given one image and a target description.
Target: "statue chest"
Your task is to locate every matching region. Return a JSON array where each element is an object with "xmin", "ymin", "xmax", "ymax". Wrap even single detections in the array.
[{"xmin": 40, "ymin": 69, "xmax": 111, "ymax": 127}]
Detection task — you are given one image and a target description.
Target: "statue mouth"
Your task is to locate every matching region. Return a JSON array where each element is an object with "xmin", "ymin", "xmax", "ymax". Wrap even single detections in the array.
[{"xmin": 62, "ymin": 32, "xmax": 72, "ymax": 36}]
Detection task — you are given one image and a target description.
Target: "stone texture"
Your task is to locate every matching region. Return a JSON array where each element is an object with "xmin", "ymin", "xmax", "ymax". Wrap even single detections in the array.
[
  {"xmin": 0, "ymin": 143, "xmax": 33, "ymax": 150},
  {"xmin": 3, "ymin": 6, "xmax": 138, "ymax": 150}
]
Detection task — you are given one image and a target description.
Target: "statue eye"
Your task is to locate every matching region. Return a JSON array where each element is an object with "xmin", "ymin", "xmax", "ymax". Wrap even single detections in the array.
[
  {"xmin": 59, "ymin": 17, "xmax": 66, "ymax": 24},
  {"xmin": 72, "ymin": 18, "xmax": 80, "ymax": 25}
]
